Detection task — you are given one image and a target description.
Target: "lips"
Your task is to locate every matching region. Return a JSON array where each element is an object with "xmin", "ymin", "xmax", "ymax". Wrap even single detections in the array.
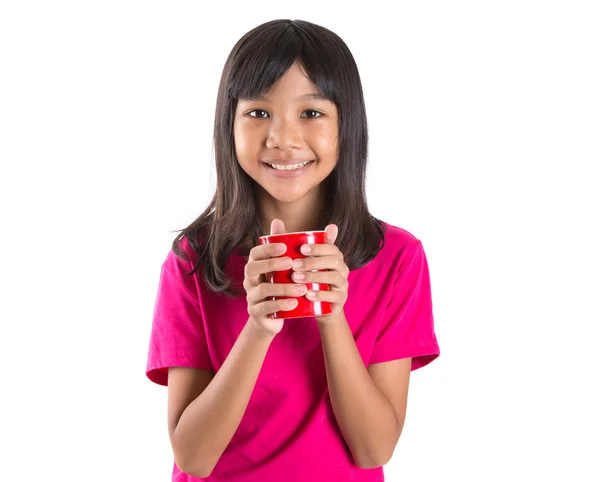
[
  {"xmin": 263, "ymin": 160, "xmax": 314, "ymax": 170},
  {"xmin": 261, "ymin": 160, "xmax": 314, "ymax": 166},
  {"xmin": 261, "ymin": 160, "xmax": 315, "ymax": 177}
]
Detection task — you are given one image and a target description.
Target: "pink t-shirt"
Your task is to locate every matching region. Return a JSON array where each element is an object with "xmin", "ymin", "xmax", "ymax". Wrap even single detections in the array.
[{"xmin": 146, "ymin": 221, "xmax": 440, "ymax": 481}]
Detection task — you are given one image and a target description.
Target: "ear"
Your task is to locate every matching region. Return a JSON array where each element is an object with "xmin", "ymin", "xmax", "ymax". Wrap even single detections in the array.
[
  {"xmin": 324, "ymin": 224, "xmax": 338, "ymax": 244},
  {"xmin": 270, "ymin": 218, "xmax": 287, "ymax": 236}
]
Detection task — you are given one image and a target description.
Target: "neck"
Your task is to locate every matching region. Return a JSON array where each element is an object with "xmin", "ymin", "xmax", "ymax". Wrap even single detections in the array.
[{"xmin": 257, "ymin": 185, "xmax": 327, "ymax": 236}]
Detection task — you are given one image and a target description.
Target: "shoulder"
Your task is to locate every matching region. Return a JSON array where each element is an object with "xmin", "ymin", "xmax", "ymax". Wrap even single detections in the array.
[
  {"xmin": 378, "ymin": 220, "xmax": 424, "ymax": 260},
  {"xmin": 162, "ymin": 234, "xmax": 203, "ymax": 280},
  {"xmin": 358, "ymin": 220, "xmax": 426, "ymax": 283}
]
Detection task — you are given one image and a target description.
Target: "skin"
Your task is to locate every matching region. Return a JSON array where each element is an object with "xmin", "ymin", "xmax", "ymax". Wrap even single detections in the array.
[
  {"xmin": 233, "ymin": 61, "xmax": 339, "ymax": 235},
  {"xmin": 286, "ymin": 219, "xmax": 411, "ymax": 468},
  {"xmin": 167, "ymin": 62, "xmax": 412, "ymax": 477}
]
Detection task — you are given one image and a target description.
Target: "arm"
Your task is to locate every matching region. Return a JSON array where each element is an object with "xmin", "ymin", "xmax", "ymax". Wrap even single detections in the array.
[
  {"xmin": 318, "ymin": 312, "xmax": 411, "ymax": 469},
  {"xmin": 288, "ymin": 227, "xmax": 412, "ymax": 468},
  {"xmin": 168, "ymin": 320, "xmax": 273, "ymax": 478}
]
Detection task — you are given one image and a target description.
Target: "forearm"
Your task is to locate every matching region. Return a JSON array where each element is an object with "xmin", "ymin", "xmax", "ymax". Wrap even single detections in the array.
[
  {"xmin": 173, "ymin": 320, "xmax": 273, "ymax": 476},
  {"xmin": 318, "ymin": 313, "xmax": 399, "ymax": 468}
]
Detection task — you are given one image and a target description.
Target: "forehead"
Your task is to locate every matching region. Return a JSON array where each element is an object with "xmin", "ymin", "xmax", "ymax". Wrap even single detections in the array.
[
  {"xmin": 239, "ymin": 63, "xmax": 330, "ymax": 103},
  {"xmin": 241, "ymin": 92, "xmax": 329, "ymax": 102}
]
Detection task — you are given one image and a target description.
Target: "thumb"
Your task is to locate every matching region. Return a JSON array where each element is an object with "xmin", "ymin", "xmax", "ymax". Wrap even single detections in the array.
[
  {"xmin": 324, "ymin": 224, "xmax": 338, "ymax": 244},
  {"xmin": 270, "ymin": 218, "xmax": 287, "ymax": 236}
]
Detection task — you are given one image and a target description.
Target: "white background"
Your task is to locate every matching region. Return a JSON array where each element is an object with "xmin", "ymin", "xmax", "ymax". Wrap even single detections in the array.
[{"xmin": 1, "ymin": 1, "xmax": 598, "ymax": 480}]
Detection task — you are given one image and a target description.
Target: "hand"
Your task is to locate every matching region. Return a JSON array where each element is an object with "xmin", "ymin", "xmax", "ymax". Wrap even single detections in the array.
[
  {"xmin": 291, "ymin": 224, "xmax": 350, "ymax": 325},
  {"xmin": 243, "ymin": 219, "xmax": 308, "ymax": 338}
]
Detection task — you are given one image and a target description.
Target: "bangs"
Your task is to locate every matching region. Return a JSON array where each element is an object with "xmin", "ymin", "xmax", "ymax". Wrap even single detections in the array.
[{"xmin": 227, "ymin": 21, "xmax": 339, "ymax": 105}]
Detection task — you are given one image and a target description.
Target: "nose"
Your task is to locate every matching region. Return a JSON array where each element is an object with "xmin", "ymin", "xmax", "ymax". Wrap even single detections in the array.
[{"xmin": 265, "ymin": 115, "xmax": 303, "ymax": 150}]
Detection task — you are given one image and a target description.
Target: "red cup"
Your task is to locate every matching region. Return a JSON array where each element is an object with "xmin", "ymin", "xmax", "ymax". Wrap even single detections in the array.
[{"xmin": 258, "ymin": 230, "xmax": 333, "ymax": 319}]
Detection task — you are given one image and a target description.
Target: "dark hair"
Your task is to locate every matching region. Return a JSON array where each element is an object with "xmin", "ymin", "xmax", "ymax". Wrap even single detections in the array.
[{"xmin": 171, "ymin": 19, "xmax": 385, "ymax": 297}]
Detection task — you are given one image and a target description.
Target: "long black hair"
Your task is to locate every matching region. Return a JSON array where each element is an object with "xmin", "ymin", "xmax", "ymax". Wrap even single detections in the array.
[{"xmin": 171, "ymin": 19, "xmax": 385, "ymax": 297}]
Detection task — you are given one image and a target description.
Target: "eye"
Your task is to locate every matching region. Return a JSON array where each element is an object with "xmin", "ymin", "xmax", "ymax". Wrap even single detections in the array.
[
  {"xmin": 246, "ymin": 109, "xmax": 323, "ymax": 119},
  {"xmin": 248, "ymin": 109, "xmax": 268, "ymax": 118},
  {"xmin": 301, "ymin": 110, "xmax": 322, "ymax": 119}
]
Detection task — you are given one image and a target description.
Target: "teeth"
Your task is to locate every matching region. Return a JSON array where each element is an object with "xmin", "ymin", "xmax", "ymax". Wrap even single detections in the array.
[{"xmin": 268, "ymin": 161, "xmax": 311, "ymax": 171}]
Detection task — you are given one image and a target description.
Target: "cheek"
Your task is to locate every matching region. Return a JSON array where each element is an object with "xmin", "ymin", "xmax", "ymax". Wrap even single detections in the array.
[
  {"xmin": 234, "ymin": 121, "xmax": 263, "ymax": 153},
  {"xmin": 314, "ymin": 126, "xmax": 338, "ymax": 156},
  {"xmin": 234, "ymin": 125, "xmax": 253, "ymax": 159}
]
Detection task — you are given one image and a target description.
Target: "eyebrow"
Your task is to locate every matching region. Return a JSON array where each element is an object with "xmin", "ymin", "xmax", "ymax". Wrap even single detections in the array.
[{"xmin": 241, "ymin": 92, "xmax": 329, "ymax": 102}]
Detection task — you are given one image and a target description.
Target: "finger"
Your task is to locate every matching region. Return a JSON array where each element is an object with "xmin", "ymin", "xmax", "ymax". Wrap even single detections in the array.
[
  {"xmin": 324, "ymin": 224, "xmax": 338, "ymax": 244},
  {"xmin": 250, "ymin": 297, "xmax": 298, "ymax": 318},
  {"xmin": 244, "ymin": 255, "xmax": 293, "ymax": 289},
  {"xmin": 247, "ymin": 282, "xmax": 307, "ymax": 305},
  {"xmin": 305, "ymin": 288, "xmax": 344, "ymax": 303},
  {"xmin": 291, "ymin": 254, "xmax": 343, "ymax": 272},
  {"xmin": 292, "ymin": 270, "xmax": 344, "ymax": 286},
  {"xmin": 249, "ymin": 242, "xmax": 288, "ymax": 262},
  {"xmin": 299, "ymin": 242, "xmax": 338, "ymax": 257},
  {"xmin": 270, "ymin": 218, "xmax": 286, "ymax": 236}
]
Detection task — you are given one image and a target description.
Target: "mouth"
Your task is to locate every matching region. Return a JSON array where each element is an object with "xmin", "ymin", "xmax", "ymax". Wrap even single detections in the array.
[
  {"xmin": 261, "ymin": 160, "xmax": 315, "ymax": 177},
  {"xmin": 262, "ymin": 160, "xmax": 314, "ymax": 170}
]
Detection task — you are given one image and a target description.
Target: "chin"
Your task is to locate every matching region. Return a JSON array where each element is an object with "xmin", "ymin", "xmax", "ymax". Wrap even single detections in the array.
[{"xmin": 267, "ymin": 191, "xmax": 307, "ymax": 203}]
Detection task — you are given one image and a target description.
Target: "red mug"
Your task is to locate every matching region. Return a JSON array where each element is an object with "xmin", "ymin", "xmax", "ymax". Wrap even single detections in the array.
[{"xmin": 258, "ymin": 230, "xmax": 333, "ymax": 319}]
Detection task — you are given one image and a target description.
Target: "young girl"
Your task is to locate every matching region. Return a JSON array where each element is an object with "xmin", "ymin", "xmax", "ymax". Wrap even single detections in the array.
[{"xmin": 146, "ymin": 19, "xmax": 440, "ymax": 481}]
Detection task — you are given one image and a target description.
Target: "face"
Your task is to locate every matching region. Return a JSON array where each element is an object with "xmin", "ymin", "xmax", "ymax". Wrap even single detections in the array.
[{"xmin": 233, "ymin": 62, "xmax": 339, "ymax": 204}]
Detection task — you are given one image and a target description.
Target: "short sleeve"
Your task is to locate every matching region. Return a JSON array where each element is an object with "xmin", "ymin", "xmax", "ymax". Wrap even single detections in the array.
[
  {"xmin": 369, "ymin": 241, "xmax": 440, "ymax": 371},
  {"xmin": 145, "ymin": 262, "xmax": 213, "ymax": 386}
]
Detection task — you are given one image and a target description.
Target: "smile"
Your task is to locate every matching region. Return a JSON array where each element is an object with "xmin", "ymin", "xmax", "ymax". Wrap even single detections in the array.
[
  {"xmin": 266, "ymin": 160, "xmax": 313, "ymax": 171},
  {"xmin": 261, "ymin": 160, "xmax": 315, "ymax": 178}
]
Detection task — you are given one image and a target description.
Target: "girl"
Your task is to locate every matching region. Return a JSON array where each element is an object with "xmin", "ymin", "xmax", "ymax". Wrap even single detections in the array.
[{"xmin": 146, "ymin": 19, "xmax": 440, "ymax": 482}]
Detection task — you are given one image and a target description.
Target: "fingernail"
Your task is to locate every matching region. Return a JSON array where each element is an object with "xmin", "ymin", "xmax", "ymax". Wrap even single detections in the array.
[
  {"xmin": 293, "ymin": 272, "xmax": 305, "ymax": 280},
  {"xmin": 294, "ymin": 284, "xmax": 306, "ymax": 293},
  {"xmin": 293, "ymin": 259, "xmax": 303, "ymax": 268},
  {"xmin": 281, "ymin": 258, "xmax": 292, "ymax": 266},
  {"xmin": 286, "ymin": 298, "xmax": 298, "ymax": 307},
  {"xmin": 306, "ymin": 290, "xmax": 317, "ymax": 298},
  {"xmin": 277, "ymin": 244, "xmax": 287, "ymax": 253},
  {"xmin": 301, "ymin": 245, "xmax": 311, "ymax": 254}
]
